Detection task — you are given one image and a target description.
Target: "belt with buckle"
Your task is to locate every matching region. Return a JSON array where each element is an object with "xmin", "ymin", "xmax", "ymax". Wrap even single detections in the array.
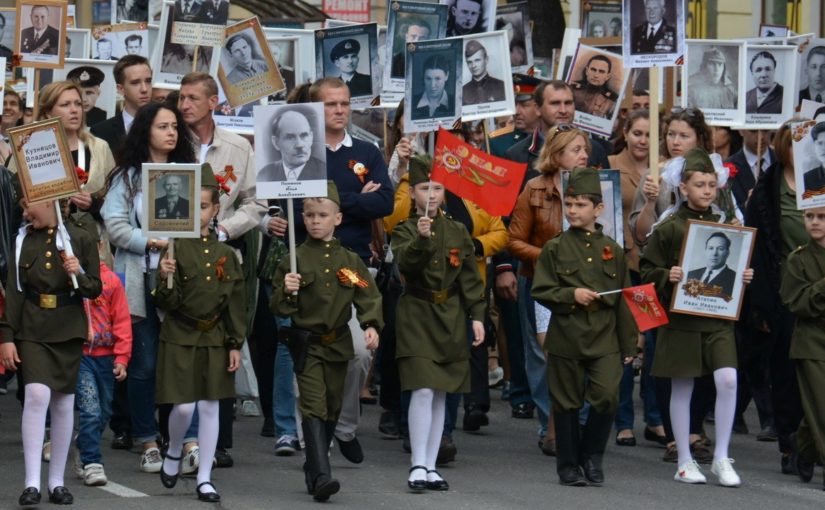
[
  {"xmin": 172, "ymin": 311, "xmax": 221, "ymax": 332},
  {"xmin": 308, "ymin": 325, "xmax": 350, "ymax": 346},
  {"xmin": 405, "ymin": 283, "xmax": 458, "ymax": 305},
  {"xmin": 25, "ymin": 290, "xmax": 81, "ymax": 309}
]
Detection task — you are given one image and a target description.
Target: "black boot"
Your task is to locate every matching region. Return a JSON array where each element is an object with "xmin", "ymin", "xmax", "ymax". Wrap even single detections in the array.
[
  {"xmin": 579, "ymin": 410, "xmax": 615, "ymax": 486},
  {"xmin": 554, "ymin": 411, "xmax": 586, "ymax": 486},
  {"xmin": 301, "ymin": 418, "xmax": 341, "ymax": 502}
]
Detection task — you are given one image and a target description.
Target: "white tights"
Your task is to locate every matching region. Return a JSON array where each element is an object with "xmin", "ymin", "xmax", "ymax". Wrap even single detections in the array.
[
  {"xmin": 670, "ymin": 367, "xmax": 738, "ymax": 466},
  {"xmin": 22, "ymin": 383, "xmax": 74, "ymax": 492},
  {"xmin": 163, "ymin": 400, "xmax": 220, "ymax": 488},
  {"xmin": 408, "ymin": 388, "xmax": 446, "ymax": 483}
]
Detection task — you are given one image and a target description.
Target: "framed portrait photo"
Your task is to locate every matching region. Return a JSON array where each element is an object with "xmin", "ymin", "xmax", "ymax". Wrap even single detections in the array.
[
  {"xmin": 218, "ymin": 17, "xmax": 283, "ymax": 108},
  {"xmin": 460, "ymin": 31, "xmax": 515, "ymax": 122},
  {"xmin": 791, "ymin": 120, "xmax": 825, "ymax": 210},
  {"xmin": 170, "ymin": 0, "xmax": 229, "ymax": 47},
  {"xmin": 141, "ymin": 163, "xmax": 201, "ymax": 238},
  {"xmin": 254, "ymin": 102, "xmax": 328, "ymax": 200},
  {"xmin": 151, "ymin": 0, "xmax": 219, "ymax": 89},
  {"xmin": 404, "ymin": 37, "xmax": 463, "ymax": 134},
  {"xmin": 66, "ymin": 28, "xmax": 91, "ymax": 58},
  {"xmin": 561, "ymin": 169, "xmax": 624, "ymax": 246},
  {"xmin": 566, "ymin": 44, "xmax": 628, "ymax": 138},
  {"xmin": 92, "ymin": 22, "xmax": 150, "ymax": 60},
  {"xmin": 213, "ymin": 78, "xmax": 265, "ymax": 135},
  {"xmin": 682, "ymin": 39, "xmax": 746, "ymax": 126},
  {"xmin": 801, "ymin": 98, "xmax": 825, "ymax": 120},
  {"xmin": 494, "ymin": 1, "xmax": 533, "ymax": 73},
  {"xmin": 0, "ymin": 8, "xmax": 17, "ymax": 69},
  {"xmin": 743, "ymin": 44, "xmax": 797, "ymax": 129},
  {"xmin": 440, "ymin": 0, "xmax": 496, "ymax": 38},
  {"xmin": 315, "ymin": 23, "xmax": 380, "ymax": 110},
  {"xmin": 795, "ymin": 37, "xmax": 825, "ymax": 111},
  {"xmin": 263, "ymin": 27, "xmax": 316, "ymax": 85},
  {"xmin": 622, "ymin": 0, "xmax": 684, "ymax": 68},
  {"xmin": 581, "ymin": 1, "xmax": 622, "ymax": 38},
  {"xmin": 112, "ymin": 0, "xmax": 149, "ymax": 23},
  {"xmin": 671, "ymin": 220, "xmax": 756, "ymax": 321},
  {"xmin": 15, "ymin": 0, "xmax": 68, "ymax": 69},
  {"xmin": 7, "ymin": 118, "xmax": 79, "ymax": 204},
  {"xmin": 555, "ymin": 27, "xmax": 582, "ymax": 80},
  {"xmin": 53, "ymin": 59, "xmax": 118, "ymax": 127},
  {"xmin": 266, "ymin": 36, "xmax": 300, "ymax": 104}
]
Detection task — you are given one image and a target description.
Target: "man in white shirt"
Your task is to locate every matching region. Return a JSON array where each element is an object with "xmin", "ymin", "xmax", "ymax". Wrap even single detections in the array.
[{"xmin": 725, "ymin": 129, "xmax": 774, "ymax": 214}]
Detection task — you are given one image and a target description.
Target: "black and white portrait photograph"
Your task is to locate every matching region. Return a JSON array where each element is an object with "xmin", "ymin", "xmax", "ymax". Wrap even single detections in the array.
[
  {"xmin": 623, "ymin": 0, "xmax": 684, "ymax": 68},
  {"xmin": 263, "ymin": 27, "xmax": 316, "ymax": 85},
  {"xmin": 671, "ymin": 220, "xmax": 756, "ymax": 320},
  {"xmin": 566, "ymin": 44, "xmax": 627, "ymax": 138},
  {"xmin": 170, "ymin": 0, "xmax": 228, "ymax": 48},
  {"xmin": 266, "ymin": 36, "xmax": 298, "ymax": 104},
  {"xmin": 404, "ymin": 38, "xmax": 463, "ymax": 133},
  {"xmin": 224, "ymin": 29, "xmax": 269, "ymax": 85},
  {"xmin": 682, "ymin": 39, "xmax": 746, "ymax": 126},
  {"xmin": 141, "ymin": 163, "xmax": 201, "ymax": 238},
  {"xmin": 92, "ymin": 23, "xmax": 150, "ymax": 60},
  {"xmin": 315, "ymin": 23, "xmax": 379, "ymax": 109},
  {"xmin": 797, "ymin": 39, "xmax": 825, "ymax": 109},
  {"xmin": 66, "ymin": 28, "xmax": 91, "ymax": 59},
  {"xmin": 561, "ymin": 169, "xmax": 624, "ymax": 246},
  {"xmin": 744, "ymin": 45, "xmax": 796, "ymax": 129},
  {"xmin": 254, "ymin": 102, "xmax": 327, "ymax": 199},
  {"xmin": 791, "ymin": 120, "xmax": 825, "ymax": 210},
  {"xmin": 54, "ymin": 59, "xmax": 118, "ymax": 127},
  {"xmin": 112, "ymin": 0, "xmax": 148, "ymax": 23},
  {"xmin": 219, "ymin": 18, "xmax": 283, "ymax": 108},
  {"xmin": 15, "ymin": 0, "xmax": 67, "ymax": 68},
  {"xmin": 440, "ymin": 0, "xmax": 495, "ymax": 37},
  {"xmin": 383, "ymin": 0, "xmax": 448, "ymax": 104},
  {"xmin": 151, "ymin": 0, "xmax": 219, "ymax": 88},
  {"xmin": 582, "ymin": 1, "xmax": 622, "ymax": 38},
  {"xmin": 494, "ymin": 1, "xmax": 533, "ymax": 73},
  {"xmin": 0, "ymin": 8, "xmax": 17, "ymax": 64},
  {"xmin": 461, "ymin": 31, "xmax": 515, "ymax": 122},
  {"xmin": 801, "ymin": 98, "xmax": 825, "ymax": 120}
]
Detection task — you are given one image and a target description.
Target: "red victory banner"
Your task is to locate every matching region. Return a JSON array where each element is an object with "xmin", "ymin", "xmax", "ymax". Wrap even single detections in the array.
[
  {"xmin": 431, "ymin": 128, "xmax": 527, "ymax": 216},
  {"xmin": 621, "ymin": 283, "xmax": 669, "ymax": 332}
]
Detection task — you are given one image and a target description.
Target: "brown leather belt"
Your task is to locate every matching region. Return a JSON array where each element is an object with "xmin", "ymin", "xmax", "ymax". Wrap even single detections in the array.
[
  {"xmin": 173, "ymin": 311, "xmax": 221, "ymax": 332},
  {"xmin": 405, "ymin": 283, "xmax": 458, "ymax": 305},
  {"xmin": 307, "ymin": 325, "xmax": 350, "ymax": 346},
  {"xmin": 25, "ymin": 290, "xmax": 81, "ymax": 309}
]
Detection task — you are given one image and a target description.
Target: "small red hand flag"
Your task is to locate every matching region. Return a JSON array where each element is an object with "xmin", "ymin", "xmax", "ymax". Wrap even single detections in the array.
[{"xmin": 621, "ymin": 283, "xmax": 669, "ymax": 332}]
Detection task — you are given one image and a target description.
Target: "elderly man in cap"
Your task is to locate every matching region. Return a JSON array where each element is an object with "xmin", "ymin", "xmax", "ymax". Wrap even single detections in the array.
[
  {"xmin": 687, "ymin": 46, "xmax": 738, "ymax": 109},
  {"xmin": 330, "ymin": 39, "xmax": 371, "ymax": 98},
  {"xmin": 225, "ymin": 32, "xmax": 269, "ymax": 85},
  {"xmin": 462, "ymin": 39, "xmax": 505, "ymax": 105},
  {"xmin": 67, "ymin": 66, "xmax": 107, "ymax": 126}
]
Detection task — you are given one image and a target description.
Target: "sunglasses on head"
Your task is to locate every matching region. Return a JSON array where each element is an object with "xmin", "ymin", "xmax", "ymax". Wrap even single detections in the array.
[
  {"xmin": 670, "ymin": 107, "xmax": 700, "ymax": 118},
  {"xmin": 550, "ymin": 123, "xmax": 575, "ymax": 137}
]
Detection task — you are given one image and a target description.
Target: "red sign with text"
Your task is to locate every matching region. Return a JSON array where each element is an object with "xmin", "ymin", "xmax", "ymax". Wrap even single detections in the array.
[{"xmin": 323, "ymin": 0, "xmax": 371, "ymax": 23}]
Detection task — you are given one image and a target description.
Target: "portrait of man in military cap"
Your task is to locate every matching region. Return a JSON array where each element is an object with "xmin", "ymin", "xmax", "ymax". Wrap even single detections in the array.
[
  {"xmin": 66, "ymin": 65, "xmax": 108, "ymax": 126},
  {"xmin": 225, "ymin": 30, "xmax": 269, "ymax": 85},
  {"xmin": 570, "ymin": 53, "xmax": 620, "ymax": 119},
  {"xmin": 329, "ymin": 38, "xmax": 371, "ymax": 98},
  {"xmin": 462, "ymin": 38, "xmax": 505, "ymax": 105},
  {"xmin": 687, "ymin": 44, "xmax": 739, "ymax": 110}
]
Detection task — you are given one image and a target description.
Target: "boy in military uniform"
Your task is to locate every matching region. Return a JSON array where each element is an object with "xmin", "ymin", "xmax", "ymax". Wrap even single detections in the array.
[
  {"xmin": 272, "ymin": 181, "xmax": 383, "ymax": 502},
  {"xmin": 779, "ymin": 206, "xmax": 825, "ymax": 488},
  {"xmin": 155, "ymin": 164, "xmax": 246, "ymax": 504},
  {"xmin": 391, "ymin": 155, "xmax": 486, "ymax": 492},
  {"xmin": 640, "ymin": 147, "xmax": 753, "ymax": 487},
  {"xmin": 531, "ymin": 168, "xmax": 637, "ymax": 487},
  {"xmin": 0, "ymin": 178, "xmax": 102, "ymax": 507}
]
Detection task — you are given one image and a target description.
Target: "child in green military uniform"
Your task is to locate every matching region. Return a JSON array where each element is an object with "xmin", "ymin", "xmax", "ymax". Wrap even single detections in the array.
[
  {"xmin": 640, "ymin": 147, "xmax": 753, "ymax": 487},
  {"xmin": 531, "ymin": 167, "xmax": 637, "ymax": 487},
  {"xmin": 780, "ymin": 206, "xmax": 825, "ymax": 487},
  {"xmin": 391, "ymin": 154, "xmax": 486, "ymax": 492},
  {"xmin": 154, "ymin": 164, "xmax": 246, "ymax": 504},
  {"xmin": 271, "ymin": 181, "xmax": 383, "ymax": 502},
  {"xmin": 0, "ymin": 179, "xmax": 102, "ymax": 507}
]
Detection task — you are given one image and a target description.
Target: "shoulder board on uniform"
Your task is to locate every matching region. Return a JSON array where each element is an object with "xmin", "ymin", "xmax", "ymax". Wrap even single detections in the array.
[
  {"xmin": 791, "ymin": 244, "xmax": 807, "ymax": 255},
  {"xmin": 489, "ymin": 125, "xmax": 515, "ymax": 138}
]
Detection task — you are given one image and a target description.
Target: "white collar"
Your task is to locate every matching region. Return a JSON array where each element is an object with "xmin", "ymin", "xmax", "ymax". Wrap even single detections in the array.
[
  {"xmin": 326, "ymin": 130, "xmax": 352, "ymax": 152},
  {"xmin": 648, "ymin": 20, "xmax": 663, "ymax": 33},
  {"xmin": 123, "ymin": 109, "xmax": 135, "ymax": 132},
  {"xmin": 743, "ymin": 146, "xmax": 771, "ymax": 172},
  {"xmin": 417, "ymin": 91, "xmax": 449, "ymax": 110}
]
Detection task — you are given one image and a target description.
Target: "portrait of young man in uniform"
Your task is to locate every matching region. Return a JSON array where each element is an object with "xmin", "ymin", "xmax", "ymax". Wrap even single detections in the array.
[
  {"xmin": 329, "ymin": 38, "xmax": 371, "ymax": 98},
  {"xmin": 462, "ymin": 39, "xmax": 505, "ymax": 105},
  {"xmin": 571, "ymin": 54, "xmax": 619, "ymax": 119}
]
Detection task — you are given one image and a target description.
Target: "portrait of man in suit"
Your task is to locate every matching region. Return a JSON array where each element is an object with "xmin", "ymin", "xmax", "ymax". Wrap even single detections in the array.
[
  {"xmin": 329, "ymin": 38, "xmax": 371, "ymax": 98},
  {"xmin": 631, "ymin": 0, "xmax": 676, "ymax": 55},
  {"xmin": 0, "ymin": 13, "xmax": 14, "ymax": 61},
  {"xmin": 175, "ymin": 0, "xmax": 202, "ymax": 22},
  {"xmin": 258, "ymin": 109, "xmax": 326, "ymax": 182},
  {"xmin": 745, "ymin": 50, "xmax": 783, "ymax": 114},
  {"xmin": 390, "ymin": 17, "xmax": 431, "ymax": 79},
  {"xmin": 687, "ymin": 232, "xmax": 736, "ymax": 298},
  {"xmin": 196, "ymin": 0, "xmax": 228, "ymax": 25},
  {"xmin": 446, "ymin": 0, "xmax": 485, "ymax": 37},
  {"xmin": 124, "ymin": 34, "xmax": 143, "ymax": 55},
  {"xmin": 268, "ymin": 41, "xmax": 295, "ymax": 102},
  {"xmin": 154, "ymin": 174, "xmax": 190, "ymax": 220},
  {"xmin": 803, "ymin": 122, "xmax": 825, "ymax": 197},
  {"xmin": 94, "ymin": 37, "xmax": 117, "ymax": 60},
  {"xmin": 411, "ymin": 53, "xmax": 455, "ymax": 120},
  {"xmin": 20, "ymin": 5, "xmax": 60, "ymax": 56},
  {"xmin": 462, "ymin": 39, "xmax": 505, "ymax": 105},
  {"xmin": 225, "ymin": 32, "xmax": 269, "ymax": 85},
  {"xmin": 799, "ymin": 46, "xmax": 825, "ymax": 105}
]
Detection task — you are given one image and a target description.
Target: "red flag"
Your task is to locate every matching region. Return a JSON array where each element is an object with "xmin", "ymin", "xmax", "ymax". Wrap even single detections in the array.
[
  {"xmin": 621, "ymin": 283, "xmax": 669, "ymax": 332},
  {"xmin": 431, "ymin": 128, "xmax": 528, "ymax": 216}
]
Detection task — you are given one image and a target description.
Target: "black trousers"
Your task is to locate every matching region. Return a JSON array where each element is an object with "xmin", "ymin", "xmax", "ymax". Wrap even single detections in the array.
[
  {"xmin": 109, "ymin": 379, "xmax": 131, "ymax": 436},
  {"xmin": 771, "ymin": 308, "xmax": 803, "ymax": 453},
  {"xmin": 249, "ymin": 279, "xmax": 278, "ymax": 421}
]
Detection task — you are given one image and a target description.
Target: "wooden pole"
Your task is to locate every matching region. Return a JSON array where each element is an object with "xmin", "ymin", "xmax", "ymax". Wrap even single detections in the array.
[
  {"xmin": 166, "ymin": 239, "xmax": 174, "ymax": 289},
  {"xmin": 756, "ymin": 130, "xmax": 763, "ymax": 175},
  {"xmin": 192, "ymin": 46, "xmax": 199, "ymax": 72},
  {"xmin": 287, "ymin": 198, "xmax": 297, "ymax": 296},
  {"xmin": 649, "ymin": 67, "xmax": 660, "ymax": 180},
  {"xmin": 424, "ymin": 129, "xmax": 436, "ymax": 218}
]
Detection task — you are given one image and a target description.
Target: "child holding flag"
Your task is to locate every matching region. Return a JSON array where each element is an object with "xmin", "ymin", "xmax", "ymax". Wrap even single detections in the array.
[{"xmin": 531, "ymin": 167, "xmax": 637, "ymax": 487}]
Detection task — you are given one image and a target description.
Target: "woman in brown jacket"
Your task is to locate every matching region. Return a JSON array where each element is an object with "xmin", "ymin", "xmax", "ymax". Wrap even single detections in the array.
[{"xmin": 507, "ymin": 125, "xmax": 590, "ymax": 454}]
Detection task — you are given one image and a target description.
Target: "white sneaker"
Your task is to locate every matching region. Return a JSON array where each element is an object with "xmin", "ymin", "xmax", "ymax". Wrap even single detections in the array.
[
  {"xmin": 241, "ymin": 399, "xmax": 260, "ymax": 417},
  {"xmin": 674, "ymin": 460, "xmax": 707, "ymax": 484},
  {"xmin": 140, "ymin": 447, "xmax": 162, "ymax": 473},
  {"xmin": 711, "ymin": 458, "xmax": 742, "ymax": 487},
  {"xmin": 182, "ymin": 445, "xmax": 200, "ymax": 475},
  {"xmin": 488, "ymin": 367, "xmax": 504, "ymax": 388},
  {"xmin": 82, "ymin": 463, "xmax": 108, "ymax": 486}
]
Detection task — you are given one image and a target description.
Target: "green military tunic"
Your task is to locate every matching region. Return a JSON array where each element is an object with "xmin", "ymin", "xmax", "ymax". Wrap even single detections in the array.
[
  {"xmin": 779, "ymin": 177, "xmax": 808, "ymax": 270},
  {"xmin": 640, "ymin": 204, "xmax": 737, "ymax": 378},
  {"xmin": 392, "ymin": 212, "xmax": 486, "ymax": 393},
  {"xmin": 532, "ymin": 226, "xmax": 637, "ymax": 413},
  {"xmin": 780, "ymin": 240, "xmax": 825, "ymax": 464},
  {"xmin": 0, "ymin": 222, "xmax": 101, "ymax": 393},
  {"xmin": 271, "ymin": 237, "xmax": 383, "ymax": 421},
  {"xmin": 153, "ymin": 234, "xmax": 246, "ymax": 404}
]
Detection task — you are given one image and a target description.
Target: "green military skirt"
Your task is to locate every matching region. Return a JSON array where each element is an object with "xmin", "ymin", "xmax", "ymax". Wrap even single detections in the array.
[
  {"xmin": 156, "ymin": 342, "xmax": 235, "ymax": 404},
  {"xmin": 651, "ymin": 326, "xmax": 737, "ymax": 378},
  {"xmin": 398, "ymin": 356, "xmax": 470, "ymax": 394},
  {"xmin": 19, "ymin": 338, "xmax": 85, "ymax": 394}
]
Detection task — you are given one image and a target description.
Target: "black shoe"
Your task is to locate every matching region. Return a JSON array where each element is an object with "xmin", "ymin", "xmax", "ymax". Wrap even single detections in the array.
[
  {"xmin": 511, "ymin": 402, "xmax": 534, "ymax": 419},
  {"xmin": 426, "ymin": 470, "xmax": 449, "ymax": 491},
  {"xmin": 581, "ymin": 458, "xmax": 604, "ymax": 485},
  {"xmin": 160, "ymin": 453, "xmax": 181, "ymax": 488},
  {"xmin": 558, "ymin": 466, "xmax": 587, "ymax": 486},
  {"xmin": 335, "ymin": 435, "xmax": 364, "ymax": 464},
  {"xmin": 644, "ymin": 427, "xmax": 668, "ymax": 446},
  {"xmin": 793, "ymin": 448, "xmax": 815, "ymax": 483},
  {"xmin": 379, "ymin": 411, "xmax": 402, "ymax": 439},
  {"xmin": 260, "ymin": 417, "xmax": 275, "ymax": 438},
  {"xmin": 732, "ymin": 419, "xmax": 749, "ymax": 435},
  {"xmin": 407, "ymin": 465, "xmax": 427, "ymax": 492},
  {"xmin": 111, "ymin": 433, "xmax": 133, "ymax": 450},
  {"xmin": 781, "ymin": 453, "xmax": 794, "ymax": 475},
  {"xmin": 196, "ymin": 482, "xmax": 220, "ymax": 503},
  {"xmin": 313, "ymin": 477, "xmax": 341, "ymax": 502},
  {"xmin": 18, "ymin": 487, "xmax": 41, "ymax": 507},
  {"xmin": 214, "ymin": 448, "xmax": 233, "ymax": 468},
  {"xmin": 615, "ymin": 434, "xmax": 636, "ymax": 447},
  {"xmin": 437, "ymin": 436, "xmax": 457, "ymax": 465},
  {"xmin": 463, "ymin": 407, "xmax": 489, "ymax": 432},
  {"xmin": 48, "ymin": 486, "xmax": 73, "ymax": 505},
  {"xmin": 757, "ymin": 425, "xmax": 778, "ymax": 442}
]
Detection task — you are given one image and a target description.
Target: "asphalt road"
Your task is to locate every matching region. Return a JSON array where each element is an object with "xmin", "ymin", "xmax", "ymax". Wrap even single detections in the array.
[{"xmin": 0, "ymin": 378, "xmax": 823, "ymax": 510}]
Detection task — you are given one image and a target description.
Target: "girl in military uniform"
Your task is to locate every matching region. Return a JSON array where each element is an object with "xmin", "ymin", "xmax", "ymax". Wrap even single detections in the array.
[
  {"xmin": 0, "ymin": 186, "xmax": 102, "ymax": 507},
  {"xmin": 392, "ymin": 155, "xmax": 486, "ymax": 491},
  {"xmin": 154, "ymin": 164, "xmax": 245, "ymax": 503}
]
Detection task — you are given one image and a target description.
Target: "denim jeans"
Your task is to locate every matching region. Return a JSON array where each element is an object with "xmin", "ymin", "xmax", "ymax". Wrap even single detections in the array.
[
  {"xmin": 274, "ymin": 317, "xmax": 298, "ymax": 437},
  {"xmin": 129, "ymin": 287, "xmax": 160, "ymax": 444},
  {"xmin": 76, "ymin": 355, "xmax": 115, "ymax": 465},
  {"xmin": 517, "ymin": 275, "xmax": 550, "ymax": 436}
]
